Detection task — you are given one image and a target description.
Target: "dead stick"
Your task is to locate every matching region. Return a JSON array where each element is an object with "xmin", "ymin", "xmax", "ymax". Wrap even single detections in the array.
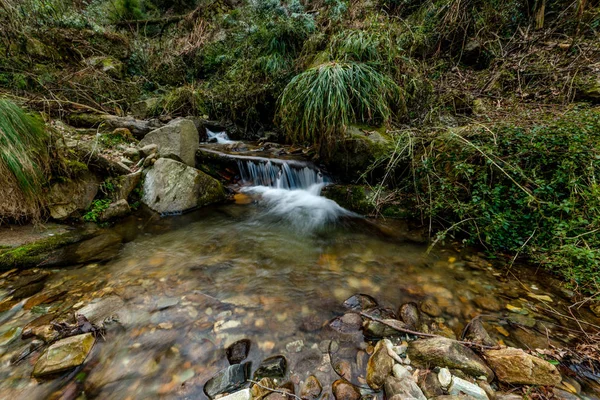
[
  {"xmin": 247, "ymin": 380, "xmax": 303, "ymax": 400},
  {"xmin": 358, "ymin": 311, "xmax": 500, "ymax": 350}
]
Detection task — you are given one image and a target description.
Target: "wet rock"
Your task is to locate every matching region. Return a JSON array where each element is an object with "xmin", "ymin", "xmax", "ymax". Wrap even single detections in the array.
[
  {"xmin": 24, "ymin": 289, "xmax": 67, "ymax": 310},
  {"xmin": 418, "ymin": 370, "xmax": 444, "ymax": 398},
  {"xmin": 329, "ymin": 313, "xmax": 363, "ymax": 334},
  {"xmin": 227, "ymin": 339, "xmax": 251, "ymax": 365},
  {"xmin": 218, "ymin": 389, "xmax": 253, "ymax": 400},
  {"xmin": 76, "ymin": 295, "xmax": 125, "ymax": 326},
  {"xmin": 483, "ymin": 347, "xmax": 561, "ymax": 386},
  {"xmin": 477, "ymin": 381, "xmax": 495, "ymax": 400},
  {"xmin": 366, "ymin": 339, "xmax": 395, "ymax": 390},
  {"xmin": 139, "ymin": 118, "xmax": 199, "ymax": 167},
  {"xmin": 399, "ymin": 302, "xmax": 422, "ymax": 331},
  {"xmin": 334, "ymin": 360, "xmax": 352, "ymax": 381},
  {"xmin": 99, "ymin": 199, "xmax": 130, "ymax": 221},
  {"xmin": 154, "ymin": 297, "xmax": 179, "ymax": 311},
  {"xmin": 449, "ymin": 377, "xmax": 489, "ymax": 400},
  {"xmin": 251, "ymin": 378, "xmax": 277, "ymax": 400},
  {"xmin": 343, "ymin": 294, "xmax": 378, "ymax": 311},
  {"xmin": 204, "ymin": 362, "xmax": 252, "ymax": 399},
  {"xmin": 420, "ymin": 299, "xmax": 442, "ymax": 317},
  {"xmin": 386, "ymin": 364, "xmax": 427, "ymax": 400},
  {"xmin": 142, "ymin": 158, "xmax": 225, "ymax": 214},
  {"xmin": 300, "ymin": 375, "xmax": 322, "ymax": 399},
  {"xmin": 47, "ymin": 172, "xmax": 99, "ymax": 220},
  {"xmin": 49, "ymin": 232, "xmax": 122, "ymax": 266},
  {"xmin": 463, "ymin": 318, "xmax": 496, "ymax": 347},
  {"xmin": 11, "ymin": 281, "xmax": 45, "ymax": 300},
  {"xmin": 474, "ymin": 297, "xmax": 502, "ymax": 312},
  {"xmin": 286, "ymin": 339, "xmax": 304, "ymax": 353},
  {"xmin": 300, "ymin": 315, "xmax": 323, "ymax": 332},
  {"xmin": 0, "ymin": 326, "xmax": 22, "ymax": 346},
  {"xmin": 32, "ymin": 333, "xmax": 95, "ymax": 377},
  {"xmin": 254, "ymin": 355, "xmax": 287, "ymax": 380},
  {"xmin": 332, "ymin": 379, "xmax": 361, "ymax": 400},
  {"xmin": 407, "ymin": 337, "xmax": 494, "ymax": 381},
  {"xmin": 364, "ymin": 317, "xmax": 409, "ymax": 338}
]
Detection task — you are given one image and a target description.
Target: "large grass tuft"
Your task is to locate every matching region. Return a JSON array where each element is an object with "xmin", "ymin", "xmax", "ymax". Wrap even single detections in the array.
[
  {"xmin": 277, "ymin": 62, "xmax": 403, "ymax": 154},
  {"xmin": 0, "ymin": 99, "xmax": 49, "ymax": 221}
]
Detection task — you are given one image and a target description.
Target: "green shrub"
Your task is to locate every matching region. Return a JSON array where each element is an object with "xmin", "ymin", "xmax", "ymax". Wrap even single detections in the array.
[
  {"xmin": 277, "ymin": 62, "xmax": 403, "ymax": 154},
  {"xmin": 83, "ymin": 199, "xmax": 111, "ymax": 222},
  {"xmin": 376, "ymin": 108, "xmax": 600, "ymax": 292}
]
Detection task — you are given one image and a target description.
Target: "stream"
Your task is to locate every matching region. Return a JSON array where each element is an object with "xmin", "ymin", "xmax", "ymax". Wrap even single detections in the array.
[{"xmin": 1, "ymin": 137, "xmax": 599, "ymax": 399}]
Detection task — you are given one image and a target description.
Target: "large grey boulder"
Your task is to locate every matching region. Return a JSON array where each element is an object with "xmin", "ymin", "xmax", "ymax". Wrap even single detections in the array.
[
  {"xmin": 139, "ymin": 118, "xmax": 199, "ymax": 167},
  {"xmin": 142, "ymin": 158, "xmax": 225, "ymax": 214}
]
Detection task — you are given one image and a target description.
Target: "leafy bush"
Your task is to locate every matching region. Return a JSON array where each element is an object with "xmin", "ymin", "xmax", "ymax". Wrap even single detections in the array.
[
  {"xmin": 277, "ymin": 62, "xmax": 403, "ymax": 154},
  {"xmin": 83, "ymin": 199, "xmax": 112, "ymax": 222},
  {"xmin": 377, "ymin": 108, "xmax": 600, "ymax": 292}
]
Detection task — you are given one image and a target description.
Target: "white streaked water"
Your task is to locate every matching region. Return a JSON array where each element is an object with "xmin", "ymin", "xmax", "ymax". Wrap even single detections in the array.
[
  {"xmin": 237, "ymin": 159, "xmax": 326, "ymax": 190},
  {"xmin": 236, "ymin": 158, "xmax": 355, "ymax": 231},
  {"xmin": 207, "ymin": 129, "xmax": 235, "ymax": 144}
]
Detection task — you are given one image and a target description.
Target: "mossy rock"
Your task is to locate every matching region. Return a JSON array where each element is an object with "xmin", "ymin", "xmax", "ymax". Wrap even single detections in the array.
[
  {"xmin": 321, "ymin": 184, "xmax": 373, "ymax": 215},
  {"xmin": 0, "ymin": 230, "xmax": 88, "ymax": 271},
  {"xmin": 326, "ymin": 125, "xmax": 392, "ymax": 182}
]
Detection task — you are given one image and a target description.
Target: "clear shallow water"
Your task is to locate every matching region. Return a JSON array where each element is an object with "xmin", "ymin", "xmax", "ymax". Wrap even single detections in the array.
[{"xmin": 0, "ymin": 199, "xmax": 599, "ymax": 399}]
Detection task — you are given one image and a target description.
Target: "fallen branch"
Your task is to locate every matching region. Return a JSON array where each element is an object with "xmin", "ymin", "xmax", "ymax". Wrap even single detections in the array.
[
  {"xmin": 247, "ymin": 380, "xmax": 303, "ymax": 400},
  {"xmin": 358, "ymin": 311, "xmax": 500, "ymax": 350}
]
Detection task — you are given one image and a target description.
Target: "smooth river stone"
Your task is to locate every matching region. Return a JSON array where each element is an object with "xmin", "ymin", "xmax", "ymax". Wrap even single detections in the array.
[
  {"xmin": 253, "ymin": 355, "xmax": 287, "ymax": 380},
  {"xmin": 32, "ymin": 333, "xmax": 95, "ymax": 377}
]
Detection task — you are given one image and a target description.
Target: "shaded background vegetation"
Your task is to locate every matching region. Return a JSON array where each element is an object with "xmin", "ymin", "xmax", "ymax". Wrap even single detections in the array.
[{"xmin": 1, "ymin": 0, "xmax": 600, "ymax": 290}]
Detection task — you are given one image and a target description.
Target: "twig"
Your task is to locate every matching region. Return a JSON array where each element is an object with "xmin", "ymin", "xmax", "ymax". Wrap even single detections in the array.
[
  {"xmin": 247, "ymin": 380, "xmax": 303, "ymax": 400},
  {"xmin": 358, "ymin": 311, "xmax": 500, "ymax": 350}
]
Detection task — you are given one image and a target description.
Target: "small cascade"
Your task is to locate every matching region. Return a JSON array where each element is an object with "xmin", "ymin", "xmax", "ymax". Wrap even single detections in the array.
[
  {"xmin": 207, "ymin": 129, "xmax": 235, "ymax": 144},
  {"xmin": 237, "ymin": 159, "xmax": 327, "ymax": 190}
]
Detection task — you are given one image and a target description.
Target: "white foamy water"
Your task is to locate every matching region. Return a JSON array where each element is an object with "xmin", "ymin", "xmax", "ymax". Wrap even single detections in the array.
[
  {"xmin": 242, "ymin": 184, "xmax": 355, "ymax": 232},
  {"xmin": 207, "ymin": 129, "xmax": 235, "ymax": 144}
]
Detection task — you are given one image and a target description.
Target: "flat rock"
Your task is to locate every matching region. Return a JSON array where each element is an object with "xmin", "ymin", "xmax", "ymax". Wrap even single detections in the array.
[
  {"xmin": 448, "ymin": 377, "xmax": 489, "ymax": 400},
  {"xmin": 32, "ymin": 333, "xmax": 95, "ymax": 377},
  {"xmin": 367, "ymin": 339, "xmax": 395, "ymax": 390},
  {"xmin": 407, "ymin": 337, "xmax": 494, "ymax": 381},
  {"xmin": 227, "ymin": 339, "xmax": 251, "ymax": 365},
  {"xmin": 139, "ymin": 118, "xmax": 199, "ymax": 167},
  {"xmin": 142, "ymin": 158, "xmax": 225, "ymax": 214},
  {"xmin": 483, "ymin": 347, "xmax": 561, "ymax": 386},
  {"xmin": 76, "ymin": 295, "xmax": 125, "ymax": 325},
  {"xmin": 99, "ymin": 199, "xmax": 130, "ymax": 221},
  {"xmin": 332, "ymin": 379, "xmax": 361, "ymax": 400},
  {"xmin": 254, "ymin": 355, "xmax": 287, "ymax": 380},
  {"xmin": 300, "ymin": 375, "xmax": 322, "ymax": 399},
  {"xmin": 204, "ymin": 362, "xmax": 251, "ymax": 399}
]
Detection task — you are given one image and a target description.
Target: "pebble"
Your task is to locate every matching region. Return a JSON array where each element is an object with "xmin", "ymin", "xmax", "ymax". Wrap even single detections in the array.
[
  {"xmin": 285, "ymin": 339, "xmax": 304, "ymax": 353},
  {"xmin": 438, "ymin": 368, "xmax": 452, "ymax": 389},
  {"xmin": 449, "ymin": 377, "xmax": 489, "ymax": 400}
]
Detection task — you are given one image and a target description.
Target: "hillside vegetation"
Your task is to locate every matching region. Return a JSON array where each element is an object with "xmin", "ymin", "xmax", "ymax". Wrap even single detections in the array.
[{"xmin": 1, "ymin": 0, "xmax": 600, "ymax": 290}]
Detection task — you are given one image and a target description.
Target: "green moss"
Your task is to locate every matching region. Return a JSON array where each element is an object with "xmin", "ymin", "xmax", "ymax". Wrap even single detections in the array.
[
  {"xmin": 322, "ymin": 184, "xmax": 373, "ymax": 215},
  {"xmin": 0, "ymin": 232, "xmax": 84, "ymax": 270}
]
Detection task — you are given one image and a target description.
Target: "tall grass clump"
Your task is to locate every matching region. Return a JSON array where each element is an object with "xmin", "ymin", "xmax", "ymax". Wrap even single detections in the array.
[
  {"xmin": 0, "ymin": 99, "xmax": 49, "ymax": 221},
  {"xmin": 278, "ymin": 62, "xmax": 403, "ymax": 154}
]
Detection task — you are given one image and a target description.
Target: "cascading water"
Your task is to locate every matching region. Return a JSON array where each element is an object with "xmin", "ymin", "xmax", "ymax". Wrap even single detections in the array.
[
  {"xmin": 236, "ymin": 158, "xmax": 355, "ymax": 231},
  {"xmin": 206, "ymin": 129, "xmax": 235, "ymax": 144}
]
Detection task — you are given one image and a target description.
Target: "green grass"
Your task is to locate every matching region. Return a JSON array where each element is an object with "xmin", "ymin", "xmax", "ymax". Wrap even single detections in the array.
[
  {"xmin": 0, "ymin": 99, "xmax": 48, "ymax": 195},
  {"xmin": 277, "ymin": 62, "xmax": 403, "ymax": 154}
]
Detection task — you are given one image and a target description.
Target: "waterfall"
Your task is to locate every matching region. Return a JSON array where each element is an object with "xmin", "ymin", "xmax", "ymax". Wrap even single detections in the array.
[
  {"xmin": 237, "ymin": 159, "xmax": 327, "ymax": 190},
  {"xmin": 207, "ymin": 129, "xmax": 235, "ymax": 144}
]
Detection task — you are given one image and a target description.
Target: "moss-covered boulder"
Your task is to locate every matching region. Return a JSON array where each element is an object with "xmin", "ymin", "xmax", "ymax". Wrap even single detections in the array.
[{"xmin": 326, "ymin": 125, "xmax": 392, "ymax": 181}]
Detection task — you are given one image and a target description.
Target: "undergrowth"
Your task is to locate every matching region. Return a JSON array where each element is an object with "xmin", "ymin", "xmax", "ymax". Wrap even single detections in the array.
[
  {"xmin": 372, "ymin": 107, "xmax": 600, "ymax": 293},
  {"xmin": 278, "ymin": 62, "xmax": 403, "ymax": 155},
  {"xmin": 0, "ymin": 99, "xmax": 49, "ymax": 221}
]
